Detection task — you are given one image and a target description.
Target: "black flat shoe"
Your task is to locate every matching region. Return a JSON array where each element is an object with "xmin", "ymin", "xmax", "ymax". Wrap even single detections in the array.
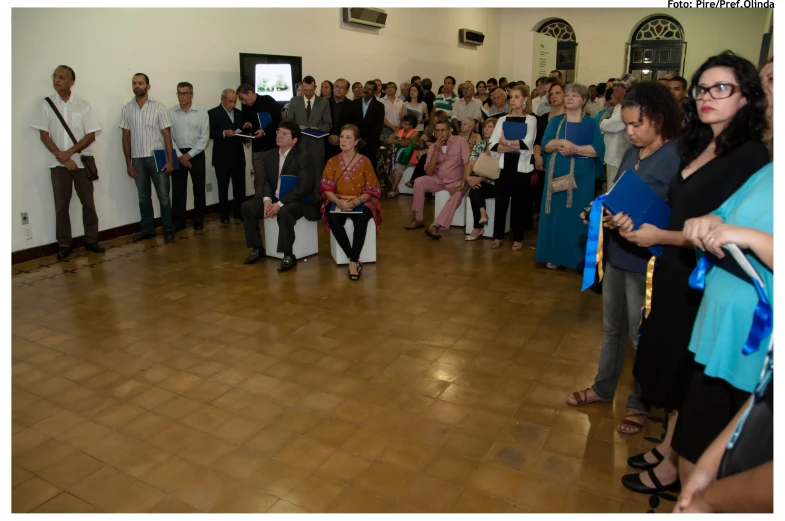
[
  {"xmin": 621, "ymin": 469, "xmax": 680, "ymax": 495},
  {"xmin": 56, "ymin": 247, "xmax": 71, "ymax": 261},
  {"xmin": 193, "ymin": 223, "xmax": 204, "ymax": 231},
  {"xmin": 84, "ymin": 242, "xmax": 105, "ymax": 254},
  {"xmin": 627, "ymin": 447, "xmax": 665, "ymax": 471},
  {"xmin": 133, "ymin": 232, "xmax": 155, "ymax": 242},
  {"xmin": 244, "ymin": 248, "xmax": 266, "ymax": 265},
  {"xmin": 164, "ymin": 232, "xmax": 175, "ymax": 243},
  {"xmin": 277, "ymin": 255, "xmax": 297, "ymax": 272}
]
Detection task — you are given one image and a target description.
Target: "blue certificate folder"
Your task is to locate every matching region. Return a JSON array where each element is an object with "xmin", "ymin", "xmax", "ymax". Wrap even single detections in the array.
[
  {"xmin": 153, "ymin": 149, "xmax": 180, "ymax": 171},
  {"xmin": 565, "ymin": 121, "xmax": 593, "ymax": 146},
  {"xmin": 327, "ymin": 202, "xmax": 364, "ymax": 214},
  {"xmin": 257, "ymin": 111, "xmax": 272, "ymax": 129},
  {"xmin": 278, "ymin": 175, "xmax": 309, "ymax": 202},
  {"xmin": 502, "ymin": 120, "xmax": 527, "ymax": 154},
  {"xmin": 602, "ymin": 169, "xmax": 671, "ymax": 257},
  {"xmin": 302, "ymin": 128, "xmax": 329, "ymax": 139}
]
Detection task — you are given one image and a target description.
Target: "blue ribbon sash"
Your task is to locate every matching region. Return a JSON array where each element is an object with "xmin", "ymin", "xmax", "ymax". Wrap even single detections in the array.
[{"xmin": 581, "ymin": 194, "xmax": 606, "ymax": 291}]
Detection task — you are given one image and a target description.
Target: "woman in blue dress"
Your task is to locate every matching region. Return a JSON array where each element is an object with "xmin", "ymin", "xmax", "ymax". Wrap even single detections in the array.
[{"xmin": 536, "ymin": 83, "xmax": 605, "ymax": 269}]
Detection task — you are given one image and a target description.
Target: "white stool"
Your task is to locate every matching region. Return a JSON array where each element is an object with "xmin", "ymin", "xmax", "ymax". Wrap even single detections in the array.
[
  {"xmin": 329, "ymin": 218, "xmax": 377, "ymax": 265},
  {"xmin": 434, "ymin": 190, "xmax": 467, "ymax": 227},
  {"xmin": 465, "ymin": 196, "xmax": 511, "ymax": 238},
  {"xmin": 397, "ymin": 166, "xmax": 415, "ymax": 195},
  {"xmin": 263, "ymin": 218, "xmax": 319, "ymax": 260}
]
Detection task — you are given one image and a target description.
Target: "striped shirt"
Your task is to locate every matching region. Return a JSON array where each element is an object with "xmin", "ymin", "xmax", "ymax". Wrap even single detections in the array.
[
  {"xmin": 119, "ymin": 95, "xmax": 171, "ymax": 158},
  {"xmin": 433, "ymin": 92, "xmax": 458, "ymax": 119}
]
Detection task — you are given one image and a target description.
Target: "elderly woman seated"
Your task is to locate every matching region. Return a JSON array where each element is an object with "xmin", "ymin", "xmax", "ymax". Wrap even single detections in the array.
[{"xmin": 320, "ymin": 124, "xmax": 382, "ymax": 280}]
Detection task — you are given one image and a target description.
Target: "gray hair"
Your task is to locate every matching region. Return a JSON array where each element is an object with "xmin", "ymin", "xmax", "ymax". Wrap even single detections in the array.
[
  {"xmin": 565, "ymin": 83, "xmax": 590, "ymax": 104},
  {"xmin": 221, "ymin": 88, "xmax": 236, "ymax": 99}
]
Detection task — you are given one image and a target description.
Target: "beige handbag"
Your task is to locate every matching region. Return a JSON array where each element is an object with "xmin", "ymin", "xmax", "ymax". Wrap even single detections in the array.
[
  {"xmin": 545, "ymin": 116, "xmax": 578, "ymax": 214},
  {"xmin": 473, "ymin": 148, "xmax": 500, "ymax": 180}
]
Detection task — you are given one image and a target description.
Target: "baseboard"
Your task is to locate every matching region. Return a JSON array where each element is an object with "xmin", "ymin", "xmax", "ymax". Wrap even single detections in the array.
[{"xmin": 11, "ymin": 202, "xmax": 223, "ymax": 265}]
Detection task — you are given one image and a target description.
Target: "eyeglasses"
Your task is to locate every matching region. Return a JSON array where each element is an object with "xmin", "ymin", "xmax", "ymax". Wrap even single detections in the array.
[
  {"xmin": 275, "ymin": 130, "xmax": 292, "ymax": 138},
  {"xmin": 176, "ymin": 91, "xmax": 193, "ymax": 96},
  {"xmin": 692, "ymin": 83, "xmax": 738, "ymax": 100}
]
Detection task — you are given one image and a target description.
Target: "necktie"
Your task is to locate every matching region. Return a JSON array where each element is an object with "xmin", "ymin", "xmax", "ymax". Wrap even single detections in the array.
[{"xmin": 306, "ymin": 99, "xmax": 312, "ymax": 124}]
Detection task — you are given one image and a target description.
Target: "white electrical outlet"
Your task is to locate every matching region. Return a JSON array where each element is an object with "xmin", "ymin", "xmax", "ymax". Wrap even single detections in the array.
[{"xmin": 23, "ymin": 226, "xmax": 32, "ymax": 241}]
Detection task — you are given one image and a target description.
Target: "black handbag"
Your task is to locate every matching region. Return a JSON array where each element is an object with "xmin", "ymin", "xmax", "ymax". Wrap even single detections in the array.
[{"xmin": 45, "ymin": 97, "xmax": 99, "ymax": 180}]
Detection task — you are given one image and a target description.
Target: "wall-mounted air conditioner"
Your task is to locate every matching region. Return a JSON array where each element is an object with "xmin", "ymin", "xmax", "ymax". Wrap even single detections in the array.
[
  {"xmin": 460, "ymin": 28, "xmax": 485, "ymax": 46},
  {"xmin": 342, "ymin": 8, "xmax": 387, "ymax": 29}
]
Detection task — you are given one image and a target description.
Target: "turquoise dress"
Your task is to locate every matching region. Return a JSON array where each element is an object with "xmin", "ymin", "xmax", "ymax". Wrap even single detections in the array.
[
  {"xmin": 688, "ymin": 163, "xmax": 773, "ymax": 393},
  {"xmin": 535, "ymin": 114, "xmax": 605, "ymax": 269}
]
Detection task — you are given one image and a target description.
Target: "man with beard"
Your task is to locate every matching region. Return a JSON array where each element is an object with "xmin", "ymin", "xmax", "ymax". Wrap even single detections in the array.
[{"xmin": 120, "ymin": 73, "xmax": 175, "ymax": 242}]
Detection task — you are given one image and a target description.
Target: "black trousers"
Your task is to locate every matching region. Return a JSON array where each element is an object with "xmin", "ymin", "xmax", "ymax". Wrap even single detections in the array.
[
  {"xmin": 171, "ymin": 149, "xmax": 206, "ymax": 229},
  {"xmin": 215, "ymin": 166, "xmax": 246, "ymax": 221},
  {"xmin": 241, "ymin": 198, "xmax": 320, "ymax": 255},
  {"xmin": 494, "ymin": 155, "xmax": 532, "ymax": 242},
  {"xmin": 410, "ymin": 158, "xmax": 427, "ymax": 184},
  {"xmin": 327, "ymin": 207, "xmax": 373, "ymax": 262},
  {"xmin": 467, "ymin": 177, "xmax": 496, "ymax": 229},
  {"xmin": 360, "ymin": 139, "xmax": 380, "ymax": 175}
]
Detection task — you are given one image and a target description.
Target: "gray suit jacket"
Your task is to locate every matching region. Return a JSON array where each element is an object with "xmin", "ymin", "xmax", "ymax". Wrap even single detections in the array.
[{"xmin": 286, "ymin": 95, "xmax": 332, "ymax": 160}]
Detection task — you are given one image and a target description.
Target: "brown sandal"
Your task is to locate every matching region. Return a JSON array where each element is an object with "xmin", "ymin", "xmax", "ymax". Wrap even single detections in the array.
[
  {"xmin": 566, "ymin": 388, "xmax": 608, "ymax": 406},
  {"xmin": 618, "ymin": 411, "xmax": 648, "ymax": 434},
  {"xmin": 404, "ymin": 220, "xmax": 424, "ymax": 230}
]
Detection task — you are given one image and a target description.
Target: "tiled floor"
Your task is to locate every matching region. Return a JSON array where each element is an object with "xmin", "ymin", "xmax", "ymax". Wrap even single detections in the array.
[{"xmin": 11, "ymin": 195, "xmax": 675, "ymax": 513}]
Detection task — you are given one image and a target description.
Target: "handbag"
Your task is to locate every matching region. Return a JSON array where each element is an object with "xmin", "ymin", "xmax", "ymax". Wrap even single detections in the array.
[
  {"xmin": 544, "ymin": 116, "xmax": 577, "ymax": 214},
  {"xmin": 45, "ymin": 97, "xmax": 99, "ymax": 180},
  {"xmin": 473, "ymin": 139, "xmax": 501, "ymax": 180}
]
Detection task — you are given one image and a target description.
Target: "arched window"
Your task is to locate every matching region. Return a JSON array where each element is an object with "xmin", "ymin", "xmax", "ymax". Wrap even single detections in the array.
[
  {"xmin": 538, "ymin": 19, "xmax": 577, "ymax": 83},
  {"xmin": 628, "ymin": 16, "xmax": 685, "ymax": 82}
]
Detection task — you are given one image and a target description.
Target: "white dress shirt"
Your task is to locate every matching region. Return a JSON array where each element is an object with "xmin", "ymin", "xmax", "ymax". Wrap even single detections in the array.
[
  {"xmin": 119, "ymin": 95, "xmax": 171, "ymax": 158},
  {"xmin": 264, "ymin": 147, "xmax": 292, "ymax": 207},
  {"xmin": 32, "ymin": 92, "xmax": 102, "ymax": 168},
  {"xmin": 452, "ymin": 97, "xmax": 483, "ymax": 125},
  {"xmin": 169, "ymin": 104, "xmax": 209, "ymax": 157},
  {"xmin": 381, "ymin": 96, "xmax": 403, "ymax": 128},
  {"xmin": 600, "ymin": 104, "xmax": 631, "ymax": 167}
]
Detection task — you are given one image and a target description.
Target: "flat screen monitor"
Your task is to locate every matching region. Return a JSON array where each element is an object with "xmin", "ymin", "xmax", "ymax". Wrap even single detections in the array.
[{"xmin": 239, "ymin": 53, "xmax": 303, "ymax": 105}]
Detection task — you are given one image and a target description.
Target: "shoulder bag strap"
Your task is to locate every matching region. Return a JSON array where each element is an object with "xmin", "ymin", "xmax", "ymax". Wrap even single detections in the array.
[{"xmin": 45, "ymin": 97, "xmax": 78, "ymax": 146}]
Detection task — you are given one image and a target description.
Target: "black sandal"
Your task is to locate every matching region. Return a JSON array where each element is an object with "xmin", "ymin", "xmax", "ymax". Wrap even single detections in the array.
[
  {"xmin": 348, "ymin": 262, "xmax": 361, "ymax": 281},
  {"xmin": 621, "ymin": 469, "xmax": 680, "ymax": 495},
  {"xmin": 627, "ymin": 447, "xmax": 665, "ymax": 471}
]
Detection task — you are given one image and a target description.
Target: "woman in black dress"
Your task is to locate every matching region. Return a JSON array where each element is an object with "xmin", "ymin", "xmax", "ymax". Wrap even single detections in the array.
[{"xmin": 617, "ymin": 52, "xmax": 769, "ymax": 495}]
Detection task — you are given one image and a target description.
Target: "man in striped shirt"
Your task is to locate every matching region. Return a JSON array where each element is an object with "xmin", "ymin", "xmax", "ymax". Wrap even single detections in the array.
[
  {"xmin": 434, "ymin": 76, "xmax": 459, "ymax": 131},
  {"xmin": 120, "ymin": 73, "xmax": 176, "ymax": 243}
]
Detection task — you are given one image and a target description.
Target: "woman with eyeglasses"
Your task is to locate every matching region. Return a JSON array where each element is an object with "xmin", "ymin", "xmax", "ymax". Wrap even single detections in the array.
[{"xmin": 616, "ymin": 52, "xmax": 769, "ymax": 496}]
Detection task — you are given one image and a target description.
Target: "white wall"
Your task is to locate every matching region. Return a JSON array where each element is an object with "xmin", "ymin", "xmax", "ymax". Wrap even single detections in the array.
[
  {"xmin": 498, "ymin": 8, "xmax": 771, "ymax": 86},
  {"xmin": 11, "ymin": 7, "xmax": 502, "ymax": 252}
]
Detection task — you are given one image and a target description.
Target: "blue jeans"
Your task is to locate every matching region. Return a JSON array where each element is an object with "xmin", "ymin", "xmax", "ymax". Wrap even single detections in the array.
[
  {"xmin": 592, "ymin": 263, "xmax": 649, "ymax": 413},
  {"xmin": 132, "ymin": 156, "xmax": 173, "ymax": 235}
]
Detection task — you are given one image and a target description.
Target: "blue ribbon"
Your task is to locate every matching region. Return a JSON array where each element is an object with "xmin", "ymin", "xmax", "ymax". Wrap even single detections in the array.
[
  {"xmin": 688, "ymin": 254, "xmax": 772, "ymax": 356},
  {"xmin": 581, "ymin": 194, "xmax": 606, "ymax": 291}
]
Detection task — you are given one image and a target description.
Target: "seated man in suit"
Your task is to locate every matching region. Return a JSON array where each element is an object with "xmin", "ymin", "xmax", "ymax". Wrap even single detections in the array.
[
  {"xmin": 208, "ymin": 89, "xmax": 247, "ymax": 223},
  {"xmin": 352, "ymin": 80, "xmax": 385, "ymax": 175},
  {"xmin": 241, "ymin": 120, "xmax": 320, "ymax": 272},
  {"xmin": 286, "ymin": 75, "xmax": 332, "ymax": 176}
]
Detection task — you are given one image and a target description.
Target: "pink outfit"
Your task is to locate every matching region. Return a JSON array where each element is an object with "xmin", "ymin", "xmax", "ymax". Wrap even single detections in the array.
[{"xmin": 413, "ymin": 135, "xmax": 470, "ymax": 229}]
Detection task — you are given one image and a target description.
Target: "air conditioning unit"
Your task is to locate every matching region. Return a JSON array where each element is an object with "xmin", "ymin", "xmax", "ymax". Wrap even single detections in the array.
[
  {"xmin": 342, "ymin": 8, "xmax": 387, "ymax": 29},
  {"xmin": 460, "ymin": 28, "xmax": 485, "ymax": 46}
]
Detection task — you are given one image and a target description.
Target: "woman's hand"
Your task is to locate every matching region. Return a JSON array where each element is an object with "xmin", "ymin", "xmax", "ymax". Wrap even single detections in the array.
[
  {"xmin": 534, "ymin": 155, "xmax": 544, "ymax": 171},
  {"xmin": 580, "ymin": 201, "xmax": 593, "ymax": 224},
  {"xmin": 673, "ymin": 466, "xmax": 718, "ymax": 513},
  {"xmin": 620, "ymin": 223, "xmax": 661, "ymax": 248},
  {"xmin": 557, "ymin": 140, "xmax": 578, "ymax": 156},
  {"xmin": 701, "ymin": 224, "xmax": 752, "ymax": 259},
  {"xmin": 612, "ymin": 212, "xmax": 635, "ymax": 233},
  {"xmin": 338, "ymin": 199, "xmax": 352, "ymax": 211},
  {"xmin": 683, "ymin": 214, "xmax": 724, "ymax": 251},
  {"xmin": 467, "ymin": 176, "xmax": 483, "ymax": 189}
]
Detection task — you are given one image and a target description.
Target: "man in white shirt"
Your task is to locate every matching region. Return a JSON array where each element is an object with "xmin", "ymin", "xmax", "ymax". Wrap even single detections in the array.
[
  {"xmin": 584, "ymin": 85, "xmax": 604, "ymax": 117},
  {"xmin": 380, "ymin": 82, "xmax": 403, "ymax": 139},
  {"xmin": 32, "ymin": 65, "xmax": 104, "ymax": 261},
  {"xmin": 169, "ymin": 81, "xmax": 210, "ymax": 231},
  {"xmin": 600, "ymin": 82, "xmax": 633, "ymax": 190},
  {"xmin": 398, "ymin": 82, "xmax": 410, "ymax": 102},
  {"xmin": 530, "ymin": 76, "xmax": 548, "ymax": 115},
  {"xmin": 241, "ymin": 121, "xmax": 320, "ymax": 272},
  {"xmin": 452, "ymin": 81, "xmax": 482, "ymax": 133},
  {"xmin": 484, "ymin": 87, "xmax": 510, "ymax": 119},
  {"xmin": 120, "ymin": 73, "xmax": 175, "ymax": 242}
]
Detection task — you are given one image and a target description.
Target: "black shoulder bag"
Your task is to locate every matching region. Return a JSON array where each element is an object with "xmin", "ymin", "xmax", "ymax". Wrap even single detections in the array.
[{"xmin": 44, "ymin": 97, "xmax": 99, "ymax": 180}]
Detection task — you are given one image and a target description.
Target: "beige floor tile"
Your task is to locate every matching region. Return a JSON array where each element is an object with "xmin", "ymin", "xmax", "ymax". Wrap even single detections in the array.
[
  {"xmin": 275, "ymin": 435, "xmax": 338, "ymax": 470},
  {"xmin": 246, "ymin": 459, "xmax": 308, "ymax": 498},
  {"xmin": 283, "ymin": 474, "xmax": 346, "ymax": 512},
  {"xmin": 69, "ymin": 466, "xmax": 166, "ymax": 513},
  {"xmin": 315, "ymin": 451, "xmax": 373, "ymax": 484},
  {"xmin": 12, "ymin": 477, "xmax": 60, "ymax": 513},
  {"xmin": 37, "ymin": 451, "xmax": 104, "ymax": 489},
  {"xmin": 353, "ymin": 461, "xmax": 415, "ymax": 500},
  {"xmin": 32, "ymin": 492, "xmax": 95, "ymax": 513},
  {"xmin": 423, "ymin": 450, "xmax": 479, "ymax": 486},
  {"xmin": 398, "ymin": 474, "xmax": 461, "ymax": 513},
  {"xmin": 448, "ymin": 489, "xmax": 510, "ymax": 513}
]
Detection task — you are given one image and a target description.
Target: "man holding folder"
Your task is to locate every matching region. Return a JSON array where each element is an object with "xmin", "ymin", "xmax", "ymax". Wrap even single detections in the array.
[
  {"xmin": 241, "ymin": 121, "xmax": 320, "ymax": 272},
  {"xmin": 208, "ymin": 89, "xmax": 247, "ymax": 223},
  {"xmin": 237, "ymin": 83, "xmax": 282, "ymax": 182},
  {"xmin": 286, "ymin": 75, "xmax": 332, "ymax": 176}
]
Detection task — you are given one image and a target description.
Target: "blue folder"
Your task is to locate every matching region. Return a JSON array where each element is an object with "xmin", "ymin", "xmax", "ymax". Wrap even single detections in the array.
[
  {"xmin": 301, "ymin": 128, "xmax": 329, "ymax": 139},
  {"xmin": 153, "ymin": 149, "xmax": 180, "ymax": 171},
  {"xmin": 602, "ymin": 169, "xmax": 671, "ymax": 257},
  {"xmin": 565, "ymin": 121, "xmax": 593, "ymax": 147},
  {"xmin": 257, "ymin": 111, "xmax": 272, "ymax": 129},
  {"xmin": 279, "ymin": 175, "xmax": 309, "ymax": 203},
  {"xmin": 502, "ymin": 121, "xmax": 527, "ymax": 140},
  {"xmin": 328, "ymin": 202, "xmax": 364, "ymax": 214}
]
